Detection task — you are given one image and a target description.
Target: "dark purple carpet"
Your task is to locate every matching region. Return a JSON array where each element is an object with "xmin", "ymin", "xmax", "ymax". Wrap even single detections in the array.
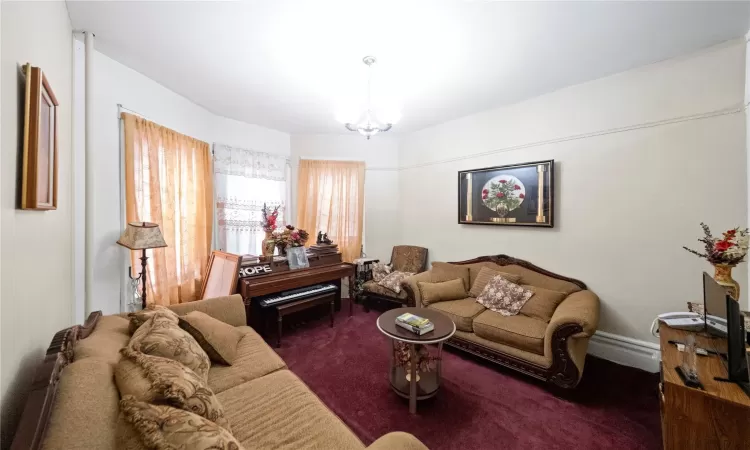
[{"xmin": 274, "ymin": 301, "xmax": 662, "ymax": 450}]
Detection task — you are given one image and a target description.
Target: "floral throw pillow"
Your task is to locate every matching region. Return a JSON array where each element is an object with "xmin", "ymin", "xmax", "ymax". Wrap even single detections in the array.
[
  {"xmin": 475, "ymin": 275, "xmax": 534, "ymax": 316},
  {"xmin": 128, "ymin": 312, "xmax": 211, "ymax": 380},
  {"xmin": 378, "ymin": 271, "xmax": 415, "ymax": 294},
  {"xmin": 115, "ymin": 348, "xmax": 230, "ymax": 430},
  {"xmin": 120, "ymin": 396, "xmax": 242, "ymax": 450},
  {"xmin": 372, "ymin": 262, "xmax": 392, "ymax": 282}
]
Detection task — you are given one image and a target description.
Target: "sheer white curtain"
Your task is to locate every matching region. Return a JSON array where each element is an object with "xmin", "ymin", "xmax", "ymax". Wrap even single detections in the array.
[{"xmin": 213, "ymin": 143, "xmax": 290, "ymax": 255}]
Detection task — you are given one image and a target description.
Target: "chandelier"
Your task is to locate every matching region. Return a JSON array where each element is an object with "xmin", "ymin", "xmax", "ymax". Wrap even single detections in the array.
[{"xmin": 343, "ymin": 56, "xmax": 393, "ymax": 139}]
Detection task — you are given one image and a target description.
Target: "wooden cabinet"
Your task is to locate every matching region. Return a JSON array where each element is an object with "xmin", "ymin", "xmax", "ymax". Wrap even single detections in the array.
[{"xmin": 659, "ymin": 325, "xmax": 750, "ymax": 450}]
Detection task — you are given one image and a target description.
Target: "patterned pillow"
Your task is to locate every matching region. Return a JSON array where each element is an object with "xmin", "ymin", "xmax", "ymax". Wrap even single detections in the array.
[
  {"xmin": 115, "ymin": 348, "xmax": 230, "ymax": 430},
  {"xmin": 475, "ymin": 275, "xmax": 534, "ymax": 316},
  {"xmin": 128, "ymin": 312, "xmax": 211, "ymax": 380},
  {"xmin": 120, "ymin": 396, "xmax": 242, "ymax": 450},
  {"xmin": 372, "ymin": 262, "xmax": 392, "ymax": 282},
  {"xmin": 128, "ymin": 305, "xmax": 179, "ymax": 335},
  {"xmin": 377, "ymin": 271, "xmax": 415, "ymax": 294}
]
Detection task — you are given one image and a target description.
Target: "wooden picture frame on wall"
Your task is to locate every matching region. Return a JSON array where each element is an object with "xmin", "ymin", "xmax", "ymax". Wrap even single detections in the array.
[
  {"xmin": 199, "ymin": 250, "xmax": 241, "ymax": 300},
  {"xmin": 21, "ymin": 63, "xmax": 59, "ymax": 210},
  {"xmin": 458, "ymin": 160, "xmax": 554, "ymax": 227}
]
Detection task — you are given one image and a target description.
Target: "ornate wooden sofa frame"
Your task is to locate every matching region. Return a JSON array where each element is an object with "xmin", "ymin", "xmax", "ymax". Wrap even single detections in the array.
[
  {"xmin": 403, "ymin": 255, "xmax": 591, "ymax": 389},
  {"xmin": 10, "ymin": 311, "xmax": 102, "ymax": 449}
]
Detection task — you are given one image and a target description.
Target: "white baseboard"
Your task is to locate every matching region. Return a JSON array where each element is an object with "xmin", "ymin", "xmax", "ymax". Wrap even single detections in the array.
[{"xmin": 587, "ymin": 331, "xmax": 661, "ymax": 373}]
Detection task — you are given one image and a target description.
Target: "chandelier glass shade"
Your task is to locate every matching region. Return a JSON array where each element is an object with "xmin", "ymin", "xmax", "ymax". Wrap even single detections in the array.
[{"xmin": 343, "ymin": 56, "xmax": 394, "ymax": 139}]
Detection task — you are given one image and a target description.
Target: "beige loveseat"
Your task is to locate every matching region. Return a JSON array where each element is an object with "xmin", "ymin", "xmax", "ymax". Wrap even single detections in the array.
[
  {"xmin": 403, "ymin": 255, "xmax": 600, "ymax": 388},
  {"xmin": 16, "ymin": 295, "xmax": 426, "ymax": 450}
]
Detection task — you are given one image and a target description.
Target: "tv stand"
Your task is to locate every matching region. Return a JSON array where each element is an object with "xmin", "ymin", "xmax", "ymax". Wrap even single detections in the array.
[{"xmin": 659, "ymin": 324, "xmax": 749, "ymax": 449}]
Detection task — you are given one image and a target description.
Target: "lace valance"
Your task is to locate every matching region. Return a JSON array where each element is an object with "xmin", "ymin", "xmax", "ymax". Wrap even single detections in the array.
[{"xmin": 213, "ymin": 143, "xmax": 289, "ymax": 181}]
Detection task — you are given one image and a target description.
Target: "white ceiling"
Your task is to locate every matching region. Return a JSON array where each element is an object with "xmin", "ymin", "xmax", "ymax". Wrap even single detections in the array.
[{"xmin": 67, "ymin": 1, "xmax": 750, "ymax": 134}]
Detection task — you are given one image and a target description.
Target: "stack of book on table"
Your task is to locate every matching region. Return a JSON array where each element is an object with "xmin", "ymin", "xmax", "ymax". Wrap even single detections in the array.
[
  {"xmin": 308, "ymin": 243, "xmax": 339, "ymax": 256},
  {"xmin": 395, "ymin": 313, "xmax": 434, "ymax": 335}
]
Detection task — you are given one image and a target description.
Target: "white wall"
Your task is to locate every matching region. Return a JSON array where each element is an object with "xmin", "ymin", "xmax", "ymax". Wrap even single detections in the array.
[
  {"xmin": 290, "ymin": 134, "xmax": 400, "ymax": 262},
  {"xmin": 78, "ymin": 48, "xmax": 290, "ymax": 316},
  {"xmin": 398, "ymin": 40, "xmax": 747, "ymax": 343},
  {"xmin": 1, "ymin": 1, "xmax": 73, "ymax": 444}
]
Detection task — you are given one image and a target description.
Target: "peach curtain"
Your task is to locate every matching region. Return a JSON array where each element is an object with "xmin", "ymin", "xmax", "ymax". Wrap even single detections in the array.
[
  {"xmin": 296, "ymin": 160, "xmax": 365, "ymax": 262},
  {"xmin": 122, "ymin": 113, "xmax": 213, "ymax": 305}
]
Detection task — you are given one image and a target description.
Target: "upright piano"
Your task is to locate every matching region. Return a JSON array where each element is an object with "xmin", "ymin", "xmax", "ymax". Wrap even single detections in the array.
[{"xmin": 237, "ymin": 253, "xmax": 356, "ymax": 336}]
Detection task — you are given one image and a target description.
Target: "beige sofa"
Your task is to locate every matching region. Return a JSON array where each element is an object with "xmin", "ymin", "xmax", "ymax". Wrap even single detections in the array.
[
  {"xmin": 14, "ymin": 295, "xmax": 426, "ymax": 450},
  {"xmin": 403, "ymin": 255, "xmax": 600, "ymax": 388}
]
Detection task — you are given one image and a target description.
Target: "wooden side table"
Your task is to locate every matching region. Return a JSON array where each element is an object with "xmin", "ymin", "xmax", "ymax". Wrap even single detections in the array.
[{"xmin": 376, "ymin": 308, "xmax": 456, "ymax": 414}]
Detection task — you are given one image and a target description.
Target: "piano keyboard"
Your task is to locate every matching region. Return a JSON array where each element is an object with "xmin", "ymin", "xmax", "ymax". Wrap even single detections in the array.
[{"xmin": 258, "ymin": 284, "xmax": 338, "ymax": 307}]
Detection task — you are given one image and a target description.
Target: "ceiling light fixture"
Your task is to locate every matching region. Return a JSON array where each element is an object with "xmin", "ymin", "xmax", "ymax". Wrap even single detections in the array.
[{"xmin": 344, "ymin": 56, "xmax": 393, "ymax": 139}]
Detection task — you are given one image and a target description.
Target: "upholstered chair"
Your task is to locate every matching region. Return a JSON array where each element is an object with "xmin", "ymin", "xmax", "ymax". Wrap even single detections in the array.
[{"xmin": 360, "ymin": 245, "xmax": 428, "ymax": 310}]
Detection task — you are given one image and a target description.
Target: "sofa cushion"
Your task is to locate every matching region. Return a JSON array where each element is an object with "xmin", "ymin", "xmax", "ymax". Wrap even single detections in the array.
[
  {"xmin": 472, "ymin": 311, "xmax": 547, "ymax": 355},
  {"xmin": 42, "ymin": 359, "xmax": 120, "ymax": 450},
  {"xmin": 129, "ymin": 312, "xmax": 211, "ymax": 380},
  {"xmin": 418, "ymin": 278, "xmax": 467, "ymax": 306},
  {"xmin": 74, "ymin": 315, "xmax": 130, "ymax": 366},
  {"xmin": 208, "ymin": 326, "xmax": 287, "ymax": 393},
  {"xmin": 362, "ymin": 280, "xmax": 408, "ymax": 300},
  {"xmin": 427, "ymin": 298, "xmax": 485, "ymax": 332},
  {"xmin": 217, "ymin": 370, "xmax": 365, "ymax": 450},
  {"xmin": 469, "ymin": 267, "xmax": 522, "ymax": 298},
  {"xmin": 520, "ymin": 285, "xmax": 568, "ymax": 322},
  {"xmin": 127, "ymin": 305, "xmax": 179, "ymax": 334},
  {"xmin": 115, "ymin": 348, "xmax": 230, "ymax": 430},
  {"xmin": 431, "ymin": 262, "xmax": 471, "ymax": 290},
  {"xmin": 167, "ymin": 294, "xmax": 247, "ymax": 328},
  {"xmin": 179, "ymin": 311, "xmax": 244, "ymax": 365},
  {"xmin": 120, "ymin": 396, "xmax": 241, "ymax": 450},
  {"xmin": 463, "ymin": 262, "xmax": 508, "ymax": 287},
  {"xmin": 499, "ymin": 264, "xmax": 582, "ymax": 295}
]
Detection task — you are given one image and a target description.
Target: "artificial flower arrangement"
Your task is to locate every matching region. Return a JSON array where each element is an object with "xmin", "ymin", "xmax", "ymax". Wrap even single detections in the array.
[
  {"xmin": 393, "ymin": 341, "xmax": 438, "ymax": 374},
  {"xmin": 273, "ymin": 224, "xmax": 309, "ymax": 255},
  {"xmin": 261, "ymin": 203, "xmax": 281, "ymax": 233},
  {"xmin": 683, "ymin": 223, "xmax": 750, "ymax": 265}
]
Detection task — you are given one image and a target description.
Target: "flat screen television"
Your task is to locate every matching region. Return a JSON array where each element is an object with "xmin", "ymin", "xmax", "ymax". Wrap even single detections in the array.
[{"xmin": 703, "ymin": 272, "xmax": 749, "ymax": 396}]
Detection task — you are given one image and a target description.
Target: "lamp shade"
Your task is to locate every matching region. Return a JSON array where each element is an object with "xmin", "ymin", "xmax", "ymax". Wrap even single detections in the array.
[{"xmin": 117, "ymin": 222, "xmax": 167, "ymax": 250}]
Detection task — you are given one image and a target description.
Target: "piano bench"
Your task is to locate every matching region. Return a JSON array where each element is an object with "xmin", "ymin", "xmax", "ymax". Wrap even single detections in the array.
[{"xmin": 274, "ymin": 292, "xmax": 337, "ymax": 348}]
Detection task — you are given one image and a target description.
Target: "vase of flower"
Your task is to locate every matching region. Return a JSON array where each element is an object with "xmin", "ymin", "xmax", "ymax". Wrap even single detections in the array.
[
  {"xmin": 260, "ymin": 203, "xmax": 281, "ymax": 260},
  {"xmin": 261, "ymin": 231, "xmax": 275, "ymax": 259},
  {"xmin": 712, "ymin": 263, "xmax": 740, "ymax": 300},
  {"xmin": 684, "ymin": 223, "xmax": 749, "ymax": 301}
]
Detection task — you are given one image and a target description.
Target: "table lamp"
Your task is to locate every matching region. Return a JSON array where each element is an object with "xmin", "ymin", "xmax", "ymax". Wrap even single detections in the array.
[{"xmin": 117, "ymin": 222, "xmax": 167, "ymax": 309}]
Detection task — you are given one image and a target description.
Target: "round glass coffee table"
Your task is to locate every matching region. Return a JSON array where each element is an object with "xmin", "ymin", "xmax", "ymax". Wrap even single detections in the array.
[{"xmin": 376, "ymin": 308, "xmax": 456, "ymax": 414}]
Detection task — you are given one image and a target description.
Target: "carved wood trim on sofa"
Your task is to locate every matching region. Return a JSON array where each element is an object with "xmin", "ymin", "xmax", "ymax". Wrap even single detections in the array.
[
  {"xmin": 10, "ymin": 311, "xmax": 102, "ymax": 450},
  {"xmin": 447, "ymin": 254, "xmax": 587, "ymax": 290},
  {"xmin": 406, "ymin": 254, "xmax": 589, "ymax": 388}
]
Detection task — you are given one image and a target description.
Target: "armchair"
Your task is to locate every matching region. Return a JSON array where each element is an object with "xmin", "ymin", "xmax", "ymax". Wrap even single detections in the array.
[{"xmin": 360, "ymin": 245, "xmax": 428, "ymax": 311}]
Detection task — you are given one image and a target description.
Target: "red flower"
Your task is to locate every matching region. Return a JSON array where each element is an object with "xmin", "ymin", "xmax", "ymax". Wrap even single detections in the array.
[
  {"xmin": 519, "ymin": 194, "xmax": 525, "ymax": 199},
  {"xmin": 482, "ymin": 194, "xmax": 488, "ymax": 200},
  {"xmin": 496, "ymin": 192, "xmax": 504, "ymax": 198},
  {"xmin": 514, "ymin": 185, "xmax": 521, "ymax": 190},
  {"xmin": 499, "ymin": 179, "xmax": 507, "ymax": 184},
  {"xmin": 482, "ymin": 189, "xmax": 489, "ymax": 194},
  {"xmin": 715, "ymin": 240, "xmax": 732, "ymax": 252}
]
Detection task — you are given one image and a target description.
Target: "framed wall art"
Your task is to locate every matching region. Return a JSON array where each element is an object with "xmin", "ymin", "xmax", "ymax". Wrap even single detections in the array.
[
  {"xmin": 458, "ymin": 160, "xmax": 554, "ymax": 227},
  {"xmin": 21, "ymin": 64, "xmax": 59, "ymax": 210}
]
